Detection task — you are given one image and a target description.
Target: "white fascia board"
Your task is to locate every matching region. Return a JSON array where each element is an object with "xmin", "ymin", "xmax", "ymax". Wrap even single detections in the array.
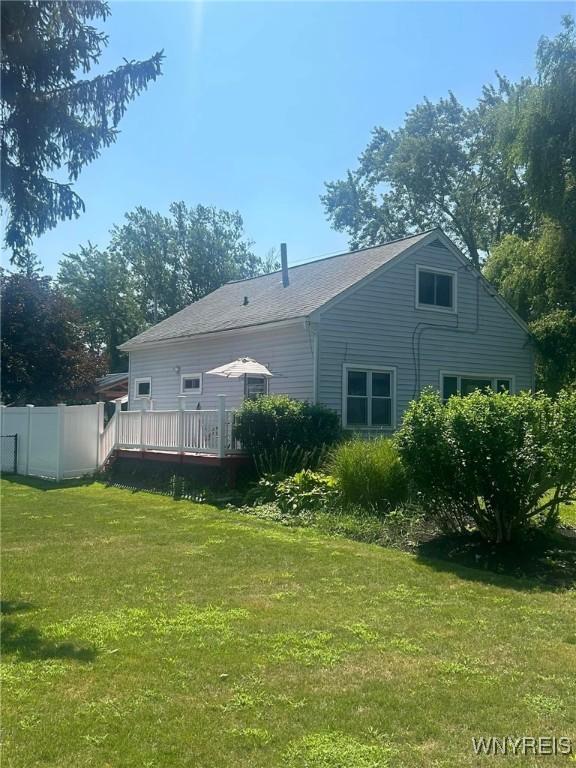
[{"xmin": 118, "ymin": 316, "xmax": 306, "ymax": 353}]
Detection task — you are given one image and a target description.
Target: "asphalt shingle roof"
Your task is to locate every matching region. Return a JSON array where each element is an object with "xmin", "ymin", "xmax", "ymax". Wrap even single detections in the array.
[
  {"xmin": 96, "ymin": 372, "xmax": 129, "ymax": 389},
  {"xmin": 119, "ymin": 230, "xmax": 434, "ymax": 350}
]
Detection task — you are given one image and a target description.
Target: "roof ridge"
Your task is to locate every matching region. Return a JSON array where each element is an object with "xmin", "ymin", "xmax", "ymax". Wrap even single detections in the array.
[{"xmin": 225, "ymin": 228, "xmax": 439, "ymax": 285}]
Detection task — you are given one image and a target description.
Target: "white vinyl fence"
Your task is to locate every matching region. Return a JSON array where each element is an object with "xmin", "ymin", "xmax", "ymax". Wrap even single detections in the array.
[{"xmin": 1, "ymin": 403, "xmax": 104, "ymax": 480}]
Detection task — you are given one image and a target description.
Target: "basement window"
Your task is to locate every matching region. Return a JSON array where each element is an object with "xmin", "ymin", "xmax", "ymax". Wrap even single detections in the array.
[{"xmin": 134, "ymin": 377, "xmax": 151, "ymax": 398}]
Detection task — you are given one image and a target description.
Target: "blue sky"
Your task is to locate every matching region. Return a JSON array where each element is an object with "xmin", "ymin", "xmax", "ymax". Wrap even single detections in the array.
[{"xmin": 28, "ymin": 1, "xmax": 573, "ymax": 275}]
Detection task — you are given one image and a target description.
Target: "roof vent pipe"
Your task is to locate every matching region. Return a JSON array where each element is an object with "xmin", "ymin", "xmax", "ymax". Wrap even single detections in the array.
[{"xmin": 280, "ymin": 243, "xmax": 289, "ymax": 287}]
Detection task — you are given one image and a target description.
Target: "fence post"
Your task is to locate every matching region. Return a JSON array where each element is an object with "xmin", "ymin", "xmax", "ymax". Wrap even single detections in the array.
[
  {"xmin": 217, "ymin": 395, "xmax": 226, "ymax": 459},
  {"xmin": 97, "ymin": 401, "xmax": 105, "ymax": 433},
  {"xmin": 55, "ymin": 403, "xmax": 66, "ymax": 481},
  {"xmin": 96, "ymin": 401, "xmax": 105, "ymax": 466},
  {"xmin": 178, "ymin": 395, "xmax": 186, "ymax": 453},
  {"xmin": 114, "ymin": 398, "xmax": 123, "ymax": 448},
  {"xmin": 25, "ymin": 404, "xmax": 34, "ymax": 476},
  {"xmin": 0, "ymin": 405, "xmax": 5, "ymax": 469},
  {"xmin": 139, "ymin": 408, "xmax": 145, "ymax": 452}
]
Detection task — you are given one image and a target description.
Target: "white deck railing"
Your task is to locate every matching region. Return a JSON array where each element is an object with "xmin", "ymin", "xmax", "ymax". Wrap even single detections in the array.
[
  {"xmin": 98, "ymin": 410, "xmax": 117, "ymax": 466},
  {"xmin": 98, "ymin": 396, "xmax": 241, "ymax": 465}
]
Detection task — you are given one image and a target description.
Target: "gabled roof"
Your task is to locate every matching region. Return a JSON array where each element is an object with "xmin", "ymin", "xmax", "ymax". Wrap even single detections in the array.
[{"xmin": 119, "ymin": 230, "xmax": 435, "ymax": 351}]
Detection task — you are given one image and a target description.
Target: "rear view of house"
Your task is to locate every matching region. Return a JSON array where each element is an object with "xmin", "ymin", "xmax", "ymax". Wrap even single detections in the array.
[{"xmin": 119, "ymin": 229, "xmax": 534, "ymax": 430}]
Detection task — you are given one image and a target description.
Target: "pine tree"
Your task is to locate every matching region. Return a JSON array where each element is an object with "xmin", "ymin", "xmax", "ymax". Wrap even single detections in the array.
[{"xmin": 1, "ymin": 1, "xmax": 163, "ymax": 268}]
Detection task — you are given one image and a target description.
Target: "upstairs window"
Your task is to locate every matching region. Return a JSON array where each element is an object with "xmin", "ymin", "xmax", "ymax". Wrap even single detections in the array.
[
  {"xmin": 134, "ymin": 377, "xmax": 151, "ymax": 398},
  {"xmin": 417, "ymin": 267, "xmax": 455, "ymax": 310},
  {"xmin": 343, "ymin": 367, "xmax": 395, "ymax": 428},
  {"xmin": 181, "ymin": 373, "xmax": 202, "ymax": 395},
  {"xmin": 441, "ymin": 374, "xmax": 512, "ymax": 402}
]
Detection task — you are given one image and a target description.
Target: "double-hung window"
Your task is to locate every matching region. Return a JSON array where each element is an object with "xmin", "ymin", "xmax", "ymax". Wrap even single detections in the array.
[
  {"xmin": 416, "ymin": 266, "xmax": 456, "ymax": 311},
  {"xmin": 441, "ymin": 374, "xmax": 513, "ymax": 402},
  {"xmin": 343, "ymin": 366, "xmax": 395, "ymax": 428}
]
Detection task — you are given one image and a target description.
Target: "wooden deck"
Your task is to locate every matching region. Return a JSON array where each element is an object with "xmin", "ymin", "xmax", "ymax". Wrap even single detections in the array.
[
  {"xmin": 112, "ymin": 447, "xmax": 250, "ymax": 485},
  {"xmin": 99, "ymin": 401, "xmax": 243, "ymax": 469}
]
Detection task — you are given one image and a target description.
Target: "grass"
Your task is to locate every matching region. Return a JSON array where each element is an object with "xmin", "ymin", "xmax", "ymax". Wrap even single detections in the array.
[{"xmin": 2, "ymin": 477, "xmax": 575, "ymax": 767}]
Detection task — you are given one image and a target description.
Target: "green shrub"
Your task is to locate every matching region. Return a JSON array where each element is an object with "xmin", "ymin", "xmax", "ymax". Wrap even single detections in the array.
[
  {"xmin": 234, "ymin": 395, "xmax": 341, "ymax": 473},
  {"xmin": 246, "ymin": 470, "xmax": 338, "ymax": 515},
  {"xmin": 275, "ymin": 470, "xmax": 339, "ymax": 515},
  {"xmin": 328, "ymin": 437, "xmax": 408, "ymax": 512},
  {"xmin": 396, "ymin": 388, "xmax": 576, "ymax": 543}
]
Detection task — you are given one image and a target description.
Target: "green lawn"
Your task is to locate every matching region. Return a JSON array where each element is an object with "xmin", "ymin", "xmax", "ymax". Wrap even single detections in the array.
[{"xmin": 2, "ymin": 478, "xmax": 575, "ymax": 767}]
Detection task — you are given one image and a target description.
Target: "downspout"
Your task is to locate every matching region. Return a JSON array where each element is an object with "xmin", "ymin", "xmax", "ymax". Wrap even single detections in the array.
[
  {"xmin": 305, "ymin": 318, "xmax": 319, "ymax": 405},
  {"xmin": 128, "ymin": 351, "xmax": 132, "ymax": 411}
]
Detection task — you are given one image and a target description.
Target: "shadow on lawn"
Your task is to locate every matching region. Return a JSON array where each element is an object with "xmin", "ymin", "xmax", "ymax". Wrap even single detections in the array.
[
  {"xmin": 2, "ymin": 474, "xmax": 96, "ymax": 491},
  {"xmin": 1, "ymin": 600, "xmax": 96, "ymax": 663},
  {"xmin": 416, "ymin": 527, "xmax": 576, "ymax": 591}
]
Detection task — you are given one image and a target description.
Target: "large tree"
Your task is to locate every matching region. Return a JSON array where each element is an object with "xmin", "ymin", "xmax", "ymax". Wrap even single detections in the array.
[
  {"xmin": 502, "ymin": 16, "xmax": 576, "ymax": 237},
  {"xmin": 58, "ymin": 244, "xmax": 143, "ymax": 371},
  {"xmin": 109, "ymin": 207, "xmax": 180, "ymax": 325},
  {"xmin": 1, "ymin": 1, "xmax": 163, "ymax": 268},
  {"xmin": 58, "ymin": 202, "xmax": 276, "ymax": 358},
  {"xmin": 322, "ymin": 92, "xmax": 533, "ymax": 266},
  {"xmin": 110, "ymin": 202, "xmax": 268, "ymax": 325},
  {"xmin": 484, "ymin": 17, "xmax": 576, "ymax": 392},
  {"xmin": 1, "ymin": 272, "xmax": 106, "ymax": 405}
]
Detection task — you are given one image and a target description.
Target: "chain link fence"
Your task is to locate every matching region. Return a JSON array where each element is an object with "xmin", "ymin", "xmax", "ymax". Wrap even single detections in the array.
[{"xmin": 1, "ymin": 434, "xmax": 18, "ymax": 474}]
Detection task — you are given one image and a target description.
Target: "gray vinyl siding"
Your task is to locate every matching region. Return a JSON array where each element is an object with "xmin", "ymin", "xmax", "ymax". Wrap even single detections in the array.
[
  {"xmin": 315, "ymin": 242, "xmax": 534, "ymax": 428},
  {"xmin": 128, "ymin": 321, "xmax": 314, "ymax": 411}
]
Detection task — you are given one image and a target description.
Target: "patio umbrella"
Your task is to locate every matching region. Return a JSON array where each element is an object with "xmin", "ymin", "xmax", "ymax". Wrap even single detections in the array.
[{"xmin": 205, "ymin": 357, "xmax": 274, "ymax": 378}]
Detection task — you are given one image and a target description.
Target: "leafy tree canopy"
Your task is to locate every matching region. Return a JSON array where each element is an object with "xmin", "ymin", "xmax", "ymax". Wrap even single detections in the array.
[
  {"xmin": 0, "ymin": 272, "xmax": 106, "ymax": 405},
  {"xmin": 483, "ymin": 17, "xmax": 576, "ymax": 392},
  {"xmin": 485, "ymin": 220, "xmax": 576, "ymax": 392},
  {"xmin": 501, "ymin": 16, "xmax": 576, "ymax": 234},
  {"xmin": 1, "ymin": 1, "xmax": 163, "ymax": 268},
  {"xmin": 58, "ymin": 244, "xmax": 143, "ymax": 372},
  {"xmin": 58, "ymin": 202, "xmax": 278, "ymax": 364},
  {"xmin": 322, "ymin": 91, "xmax": 533, "ymax": 266},
  {"xmin": 109, "ymin": 203, "xmax": 268, "ymax": 324},
  {"xmin": 322, "ymin": 16, "xmax": 575, "ymax": 267}
]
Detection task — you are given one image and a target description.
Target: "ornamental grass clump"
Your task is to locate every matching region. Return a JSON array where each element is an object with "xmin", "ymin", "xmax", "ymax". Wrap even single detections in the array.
[{"xmin": 328, "ymin": 437, "xmax": 408, "ymax": 512}]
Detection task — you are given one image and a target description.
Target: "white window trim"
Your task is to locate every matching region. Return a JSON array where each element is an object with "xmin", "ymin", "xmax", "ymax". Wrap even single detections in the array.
[
  {"xmin": 415, "ymin": 264, "xmax": 457, "ymax": 314},
  {"xmin": 342, "ymin": 364, "xmax": 397, "ymax": 430},
  {"xmin": 439, "ymin": 371, "xmax": 516, "ymax": 400},
  {"xmin": 180, "ymin": 372, "xmax": 203, "ymax": 395},
  {"xmin": 134, "ymin": 376, "xmax": 152, "ymax": 399}
]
